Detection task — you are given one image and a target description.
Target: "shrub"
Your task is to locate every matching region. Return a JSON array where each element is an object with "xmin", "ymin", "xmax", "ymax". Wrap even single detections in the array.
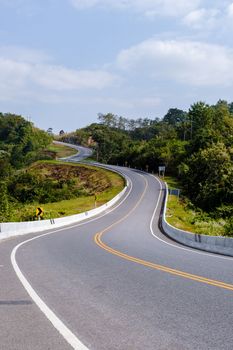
[{"xmin": 224, "ymin": 218, "xmax": 233, "ymax": 237}]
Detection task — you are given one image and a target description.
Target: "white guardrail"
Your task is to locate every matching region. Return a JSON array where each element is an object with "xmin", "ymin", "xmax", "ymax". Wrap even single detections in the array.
[
  {"xmin": 161, "ymin": 183, "xmax": 233, "ymax": 257},
  {"xmin": 0, "ymin": 176, "xmax": 128, "ymax": 241}
]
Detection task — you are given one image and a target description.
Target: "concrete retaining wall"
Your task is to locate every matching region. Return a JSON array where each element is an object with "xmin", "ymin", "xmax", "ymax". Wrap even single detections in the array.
[
  {"xmin": 161, "ymin": 183, "xmax": 233, "ymax": 257},
  {"xmin": 0, "ymin": 186, "xmax": 128, "ymax": 241},
  {"xmin": 0, "ymin": 141, "xmax": 128, "ymax": 242}
]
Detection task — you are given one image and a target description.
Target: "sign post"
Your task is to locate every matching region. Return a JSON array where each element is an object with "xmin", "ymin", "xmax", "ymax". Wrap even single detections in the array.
[
  {"xmin": 94, "ymin": 194, "xmax": 97, "ymax": 208},
  {"xmin": 158, "ymin": 166, "xmax": 166, "ymax": 178}
]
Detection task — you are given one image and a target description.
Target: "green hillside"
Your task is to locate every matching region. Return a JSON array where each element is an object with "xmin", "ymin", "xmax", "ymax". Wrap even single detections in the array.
[{"xmin": 59, "ymin": 101, "xmax": 233, "ymax": 236}]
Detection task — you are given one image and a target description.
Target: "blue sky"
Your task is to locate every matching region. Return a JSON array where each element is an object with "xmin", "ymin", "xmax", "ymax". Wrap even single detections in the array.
[{"xmin": 0, "ymin": 0, "xmax": 233, "ymax": 133}]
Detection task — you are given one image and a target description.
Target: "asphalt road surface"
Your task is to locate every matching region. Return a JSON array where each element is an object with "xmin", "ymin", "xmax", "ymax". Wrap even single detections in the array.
[
  {"xmin": 53, "ymin": 141, "xmax": 93, "ymax": 162},
  {"xmin": 1, "ymin": 164, "xmax": 233, "ymax": 350}
]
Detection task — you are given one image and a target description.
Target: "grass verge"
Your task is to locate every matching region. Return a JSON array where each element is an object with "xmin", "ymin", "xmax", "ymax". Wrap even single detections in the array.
[
  {"xmin": 10, "ymin": 161, "xmax": 124, "ymax": 221},
  {"xmin": 46, "ymin": 143, "xmax": 78, "ymax": 158},
  {"xmin": 164, "ymin": 176, "xmax": 226, "ymax": 236}
]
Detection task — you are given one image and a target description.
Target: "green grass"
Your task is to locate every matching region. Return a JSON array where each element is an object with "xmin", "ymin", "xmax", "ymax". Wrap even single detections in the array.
[
  {"xmin": 164, "ymin": 176, "xmax": 226, "ymax": 236},
  {"xmin": 164, "ymin": 176, "xmax": 181, "ymax": 190},
  {"xmin": 41, "ymin": 185, "xmax": 123, "ymax": 218},
  {"xmin": 10, "ymin": 161, "xmax": 125, "ymax": 221},
  {"xmin": 46, "ymin": 143, "xmax": 78, "ymax": 158}
]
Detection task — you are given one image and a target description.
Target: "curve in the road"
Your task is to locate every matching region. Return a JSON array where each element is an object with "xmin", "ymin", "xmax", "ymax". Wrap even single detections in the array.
[
  {"xmin": 9, "ymin": 171, "xmax": 134, "ymax": 350},
  {"xmin": 53, "ymin": 141, "xmax": 93, "ymax": 162},
  {"xmin": 94, "ymin": 175, "xmax": 233, "ymax": 292},
  {"xmin": 4, "ymin": 159, "xmax": 233, "ymax": 350}
]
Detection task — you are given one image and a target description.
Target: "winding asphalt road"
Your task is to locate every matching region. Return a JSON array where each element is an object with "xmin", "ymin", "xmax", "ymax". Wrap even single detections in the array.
[
  {"xmin": 53, "ymin": 141, "xmax": 93, "ymax": 162},
  {"xmin": 1, "ymin": 157, "xmax": 233, "ymax": 349}
]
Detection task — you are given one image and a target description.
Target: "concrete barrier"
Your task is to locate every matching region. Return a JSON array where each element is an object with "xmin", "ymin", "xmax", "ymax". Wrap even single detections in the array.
[
  {"xmin": 0, "ymin": 185, "xmax": 128, "ymax": 241},
  {"xmin": 161, "ymin": 183, "xmax": 233, "ymax": 257},
  {"xmin": 0, "ymin": 141, "xmax": 129, "ymax": 241}
]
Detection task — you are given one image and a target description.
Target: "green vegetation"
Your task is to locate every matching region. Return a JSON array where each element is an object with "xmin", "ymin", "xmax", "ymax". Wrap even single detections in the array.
[
  {"xmin": 0, "ymin": 113, "xmax": 52, "ymax": 171},
  {"xmin": 7, "ymin": 161, "xmax": 124, "ymax": 221},
  {"xmin": 164, "ymin": 177, "xmax": 226, "ymax": 236},
  {"xmin": 59, "ymin": 101, "xmax": 233, "ymax": 236},
  {"xmin": 0, "ymin": 181, "xmax": 10, "ymax": 222},
  {"xmin": 163, "ymin": 176, "xmax": 180, "ymax": 190},
  {"xmin": 1, "ymin": 101, "xmax": 233, "ymax": 238},
  {"xmin": 45, "ymin": 143, "xmax": 78, "ymax": 158},
  {"xmin": 0, "ymin": 113, "xmax": 124, "ymax": 222}
]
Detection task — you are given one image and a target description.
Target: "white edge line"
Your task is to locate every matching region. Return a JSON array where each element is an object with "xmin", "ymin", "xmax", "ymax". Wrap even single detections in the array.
[
  {"xmin": 11, "ymin": 243, "xmax": 88, "ymax": 350},
  {"xmin": 11, "ymin": 165, "xmax": 231, "ymax": 350},
  {"xmin": 10, "ymin": 172, "xmax": 133, "ymax": 350},
  {"xmin": 149, "ymin": 174, "xmax": 233, "ymax": 261}
]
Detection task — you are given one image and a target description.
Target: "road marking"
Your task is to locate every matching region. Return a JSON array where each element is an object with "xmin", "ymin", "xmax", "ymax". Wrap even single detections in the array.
[
  {"xmin": 94, "ymin": 174, "xmax": 148, "ymax": 240},
  {"xmin": 95, "ymin": 232, "xmax": 233, "ymax": 291},
  {"xmin": 9, "ymin": 165, "xmax": 233, "ymax": 350},
  {"xmin": 150, "ymin": 175, "xmax": 233, "ymax": 261},
  {"xmin": 94, "ymin": 174, "xmax": 233, "ymax": 292},
  {"xmin": 11, "ymin": 243, "xmax": 89, "ymax": 350},
  {"xmin": 9, "ymin": 172, "xmax": 133, "ymax": 350}
]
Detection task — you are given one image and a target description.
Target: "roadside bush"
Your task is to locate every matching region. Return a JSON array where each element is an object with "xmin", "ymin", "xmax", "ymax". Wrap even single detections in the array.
[
  {"xmin": 215, "ymin": 205, "xmax": 233, "ymax": 219},
  {"xmin": 8, "ymin": 172, "xmax": 39, "ymax": 203},
  {"xmin": 224, "ymin": 218, "xmax": 233, "ymax": 237},
  {"xmin": 0, "ymin": 181, "xmax": 11, "ymax": 222},
  {"xmin": 7, "ymin": 170, "xmax": 88, "ymax": 205}
]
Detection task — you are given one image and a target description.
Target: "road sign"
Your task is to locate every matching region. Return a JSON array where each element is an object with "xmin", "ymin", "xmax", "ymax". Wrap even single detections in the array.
[
  {"xmin": 36, "ymin": 207, "xmax": 44, "ymax": 217},
  {"xmin": 168, "ymin": 188, "xmax": 181, "ymax": 197},
  {"xmin": 158, "ymin": 165, "xmax": 166, "ymax": 177}
]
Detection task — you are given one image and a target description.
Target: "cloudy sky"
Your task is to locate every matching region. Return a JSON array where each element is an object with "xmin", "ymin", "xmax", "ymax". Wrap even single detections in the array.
[{"xmin": 0, "ymin": 0, "xmax": 233, "ymax": 132}]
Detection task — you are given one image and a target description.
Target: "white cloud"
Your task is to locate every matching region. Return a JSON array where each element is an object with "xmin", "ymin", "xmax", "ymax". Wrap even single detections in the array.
[
  {"xmin": 0, "ymin": 46, "xmax": 51, "ymax": 63},
  {"xmin": 182, "ymin": 8, "xmax": 219, "ymax": 29},
  {"xmin": 0, "ymin": 47, "xmax": 117, "ymax": 101},
  {"xmin": 70, "ymin": 0, "xmax": 233, "ymax": 34},
  {"xmin": 70, "ymin": 0, "xmax": 201, "ymax": 17},
  {"xmin": 31, "ymin": 65, "xmax": 117, "ymax": 91},
  {"xmin": 116, "ymin": 39, "xmax": 233, "ymax": 86},
  {"xmin": 227, "ymin": 2, "xmax": 233, "ymax": 16},
  {"xmin": 0, "ymin": 58, "xmax": 31, "ymax": 100},
  {"xmin": 91, "ymin": 96, "xmax": 161, "ymax": 109}
]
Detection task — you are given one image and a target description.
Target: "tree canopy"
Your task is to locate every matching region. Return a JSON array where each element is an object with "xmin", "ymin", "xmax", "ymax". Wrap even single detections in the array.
[
  {"xmin": 0, "ymin": 113, "xmax": 52, "ymax": 170},
  {"xmin": 59, "ymin": 100, "xmax": 233, "ymax": 222}
]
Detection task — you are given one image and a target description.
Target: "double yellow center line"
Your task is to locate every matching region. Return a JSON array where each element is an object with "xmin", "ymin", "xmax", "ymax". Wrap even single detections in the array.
[{"xmin": 94, "ymin": 174, "xmax": 233, "ymax": 292}]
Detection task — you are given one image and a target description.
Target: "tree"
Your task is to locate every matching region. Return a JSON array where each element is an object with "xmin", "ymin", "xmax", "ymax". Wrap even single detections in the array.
[
  {"xmin": 183, "ymin": 143, "xmax": 233, "ymax": 210},
  {"xmin": 0, "ymin": 150, "xmax": 12, "ymax": 178},
  {"xmin": 0, "ymin": 181, "xmax": 9, "ymax": 221},
  {"xmin": 97, "ymin": 113, "xmax": 117, "ymax": 128},
  {"xmin": 47, "ymin": 127, "xmax": 53, "ymax": 135},
  {"xmin": 117, "ymin": 116, "xmax": 127, "ymax": 130},
  {"xmin": 0, "ymin": 113, "xmax": 52, "ymax": 169},
  {"xmin": 163, "ymin": 108, "xmax": 187, "ymax": 126}
]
